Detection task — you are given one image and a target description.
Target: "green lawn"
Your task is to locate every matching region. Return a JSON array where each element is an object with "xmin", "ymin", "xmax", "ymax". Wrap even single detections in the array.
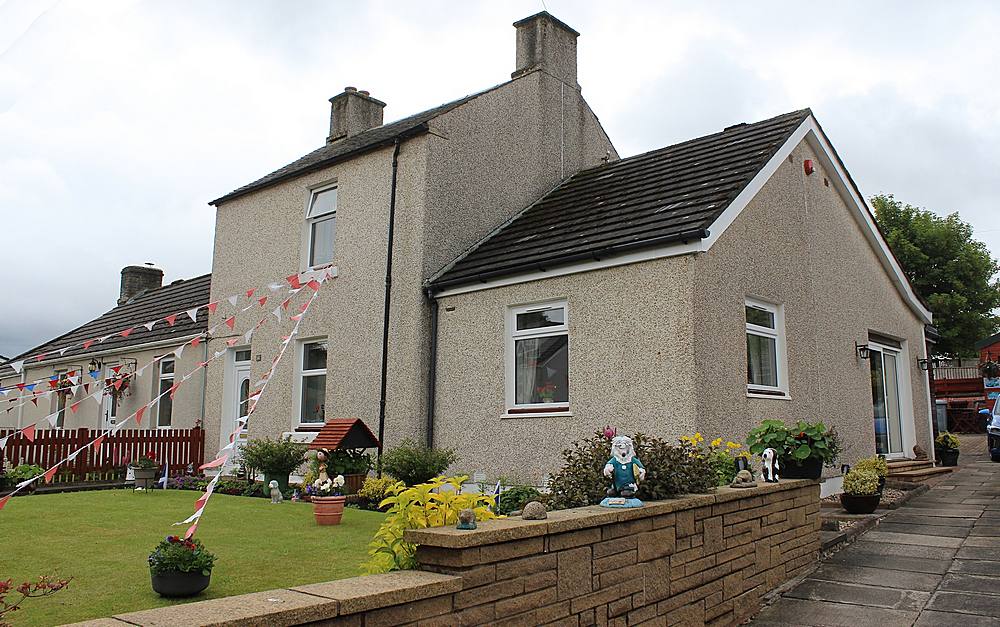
[{"xmin": 0, "ymin": 489, "xmax": 385, "ymax": 626}]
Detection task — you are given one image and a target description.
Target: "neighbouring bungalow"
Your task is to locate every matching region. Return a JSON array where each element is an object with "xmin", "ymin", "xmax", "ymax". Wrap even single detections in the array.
[
  {"xmin": 0, "ymin": 266, "xmax": 209, "ymax": 433},
  {"xmin": 193, "ymin": 12, "xmax": 935, "ymax": 483}
]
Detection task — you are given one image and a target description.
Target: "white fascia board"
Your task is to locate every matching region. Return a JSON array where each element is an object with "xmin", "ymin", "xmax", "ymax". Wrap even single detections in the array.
[{"xmin": 432, "ymin": 240, "xmax": 704, "ymax": 299}]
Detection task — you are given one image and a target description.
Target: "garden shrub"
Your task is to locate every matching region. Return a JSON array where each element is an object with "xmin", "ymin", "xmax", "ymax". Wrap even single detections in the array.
[
  {"xmin": 498, "ymin": 485, "xmax": 542, "ymax": 515},
  {"xmin": 746, "ymin": 420, "xmax": 840, "ymax": 468},
  {"xmin": 842, "ymin": 468, "xmax": 879, "ymax": 496},
  {"xmin": 6, "ymin": 464, "xmax": 45, "ymax": 485},
  {"xmin": 546, "ymin": 431, "xmax": 717, "ymax": 510},
  {"xmin": 380, "ymin": 439, "xmax": 457, "ymax": 486},
  {"xmin": 681, "ymin": 434, "xmax": 752, "ymax": 486},
  {"xmin": 238, "ymin": 437, "xmax": 307, "ymax": 477},
  {"xmin": 363, "ymin": 476, "xmax": 497, "ymax": 573},
  {"xmin": 935, "ymin": 432, "xmax": 961, "ymax": 450},
  {"xmin": 148, "ymin": 536, "xmax": 216, "ymax": 576},
  {"xmin": 853, "ymin": 456, "xmax": 888, "ymax": 479},
  {"xmin": 357, "ymin": 477, "xmax": 396, "ymax": 511}
]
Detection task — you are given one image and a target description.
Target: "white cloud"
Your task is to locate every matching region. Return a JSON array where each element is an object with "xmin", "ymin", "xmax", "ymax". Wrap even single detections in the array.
[{"xmin": 1, "ymin": 0, "xmax": 998, "ymax": 356}]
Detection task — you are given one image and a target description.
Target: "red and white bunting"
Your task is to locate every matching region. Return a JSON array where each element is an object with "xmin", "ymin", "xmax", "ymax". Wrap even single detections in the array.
[
  {"xmin": 186, "ymin": 307, "xmax": 200, "ymax": 323},
  {"xmin": 22, "ymin": 424, "xmax": 35, "ymax": 442}
]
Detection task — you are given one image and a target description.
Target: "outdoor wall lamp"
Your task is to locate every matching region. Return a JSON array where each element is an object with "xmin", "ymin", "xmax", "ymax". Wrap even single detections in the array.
[
  {"xmin": 88, "ymin": 358, "xmax": 103, "ymax": 373},
  {"xmin": 855, "ymin": 342, "xmax": 871, "ymax": 360}
]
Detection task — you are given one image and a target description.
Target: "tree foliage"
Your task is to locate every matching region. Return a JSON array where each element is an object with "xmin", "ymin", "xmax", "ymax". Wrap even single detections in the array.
[{"xmin": 872, "ymin": 194, "xmax": 1000, "ymax": 356}]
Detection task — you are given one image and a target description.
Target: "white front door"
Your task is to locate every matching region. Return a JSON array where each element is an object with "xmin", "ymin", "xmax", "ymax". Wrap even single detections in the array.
[
  {"xmin": 222, "ymin": 349, "xmax": 252, "ymax": 468},
  {"xmin": 870, "ymin": 344, "xmax": 913, "ymax": 458},
  {"xmin": 102, "ymin": 364, "xmax": 119, "ymax": 431}
]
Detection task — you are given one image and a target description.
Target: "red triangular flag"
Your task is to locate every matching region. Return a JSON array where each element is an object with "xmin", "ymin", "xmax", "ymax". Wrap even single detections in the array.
[
  {"xmin": 114, "ymin": 378, "xmax": 125, "ymax": 391},
  {"xmin": 199, "ymin": 455, "xmax": 227, "ymax": 470},
  {"xmin": 169, "ymin": 383, "xmax": 180, "ymax": 400},
  {"xmin": 34, "ymin": 353, "xmax": 46, "ymax": 362},
  {"xmin": 195, "ymin": 493, "xmax": 209, "ymax": 509},
  {"xmin": 30, "ymin": 397, "xmax": 37, "ymax": 406},
  {"xmin": 0, "ymin": 494, "xmax": 10, "ymax": 511},
  {"xmin": 83, "ymin": 339, "xmax": 95, "ymax": 350},
  {"xmin": 224, "ymin": 317, "xmax": 235, "ymax": 330},
  {"xmin": 289, "ymin": 314, "xmax": 303, "ymax": 321},
  {"xmin": 83, "ymin": 383, "xmax": 90, "ymax": 393},
  {"xmin": 111, "ymin": 365, "xmax": 123, "ymax": 374},
  {"xmin": 48, "ymin": 379, "xmax": 58, "ymax": 389},
  {"xmin": 120, "ymin": 328, "xmax": 134, "ymax": 338},
  {"xmin": 136, "ymin": 405, "xmax": 147, "ymax": 425},
  {"xmin": 207, "ymin": 302, "xmax": 218, "ymax": 314},
  {"xmin": 22, "ymin": 424, "xmax": 35, "ymax": 442},
  {"xmin": 306, "ymin": 279, "xmax": 321, "ymax": 292},
  {"xmin": 43, "ymin": 465, "xmax": 59, "ymax": 484},
  {"xmin": 246, "ymin": 288, "xmax": 255, "ymax": 299},
  {"xmin": 257, "ymin": 296, "xmax": 268, "ymax": 307},
  {"xmin": 300, "ymin": 302, "xmax": 310, "ymax": 313},
  {"xmin": 190, "ymin": 336, "xmax": 201, "ymax": 348},
  {"xmin": 165, "ymin": 314, "xmax": 177, "ymax": 327},
  {"xmin": 92, "ymin": 435, "xmax": 105, "ymax": 453},
  {"xmin": 286, "ymin": 274, "xmax": 302, "ymax": 289},
  {"xmin": 184, "ymin": 522, "xmax": 198, "ymax": 540},
  {"xmin": 70, "ymin": 401, "xmax": 81, "ymax": 414},
  {"xmin": 15, "ymin": 383, "xmax": 25, "ymax": 392},
  {"xmin": 197, "ymin": 361, "xmax": 209, "ymax": 368},
  {"xmin": 281, "ymin": 298, "xmax": 291, "ymax": 310},
  {"xmin": 226, "ymin": 338, "xmax": 239, "ymax": 347}
]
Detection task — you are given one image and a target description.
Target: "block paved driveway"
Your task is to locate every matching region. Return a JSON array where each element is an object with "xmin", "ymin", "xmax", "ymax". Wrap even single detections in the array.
[{"xmin": 753, "ymin": 437, "xmax": 1000, "ymax": 626}]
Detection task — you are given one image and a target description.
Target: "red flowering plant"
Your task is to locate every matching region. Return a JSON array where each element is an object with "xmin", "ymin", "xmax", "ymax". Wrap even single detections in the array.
[
  {"xmin": 0, "ymin": 575, "xmax": 71, "ymax": 626},
  {"xmin": 148, "ymin": 536, "xmax": 216, "ymax": 577},
  {"xmin": 535, "ymin": 382, "xmax": 557, "ymax": 403},
  {"xmin": 129, "ymin": 451, "xmax": 159, "ymax": 470}
]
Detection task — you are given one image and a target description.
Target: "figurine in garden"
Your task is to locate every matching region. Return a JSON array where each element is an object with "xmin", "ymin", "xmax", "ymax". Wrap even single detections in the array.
[
  {"xmin": 312, "ymin": 448, "xmax": 331, "ymax": 490},
  {"xmin": 600, "ymin": 435, "xmax": 646, "ymax": 508},
  {"xmin": 456, "ymin": 508, "xmax": 477, "ymax": 530},
  {"xmin": 761, "ymin": 447, "xmax": 780, "ymax": 483},
  {"xmin": 268, "ymin": 480, "xmax": 283, "ymax": 504},
  {"xmin": 730, "ymin": 469, "xmax": 757, "ymax": 488}
]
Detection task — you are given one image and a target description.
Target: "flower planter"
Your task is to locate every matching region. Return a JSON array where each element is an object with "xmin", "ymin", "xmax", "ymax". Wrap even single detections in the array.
[
  {"xmin": 939, "ymin": 449, "xmax": 960, "ymax": 467},
  {"xmin": 840, "ymin": 493, "xmax": 880, "ymax": 515},
  {"xmin": 780, "ymin": 457, "xmax": 823, "ymax": 480},
  {"xmin": 150, "ymin": 570, "xmax": 211, "ymax": 598},
  {"xmin": 312, "ymin": 495, "xmax": 346, "ymax": 525},
  {"xmin": 131, "ymin": 467, "xmax": 159, "ymax": 489}
]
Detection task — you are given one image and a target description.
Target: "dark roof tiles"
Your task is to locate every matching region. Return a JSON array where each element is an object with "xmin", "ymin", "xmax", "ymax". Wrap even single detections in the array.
[{"xmin": 430, "ymin": 109, "xmax": 811, "ymax": 290}]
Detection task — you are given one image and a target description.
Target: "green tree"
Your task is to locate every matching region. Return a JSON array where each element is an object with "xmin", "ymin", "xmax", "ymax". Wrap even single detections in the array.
[{"xmin": 872, "ymin": 194, "xmax": 1000, "ymax": 357}]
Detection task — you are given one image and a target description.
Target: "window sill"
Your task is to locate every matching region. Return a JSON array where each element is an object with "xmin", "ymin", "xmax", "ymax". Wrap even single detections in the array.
[
  {"xmin": 502, "ymin": 408, "xmax": 573, "ymax": 419},
  {"xmin": 746, "ymin": 390, "xmax": 791, "ymax": 401},
  {"xmin": 294, "ymin": 424, "xmax": 323, "ymax": 432}
]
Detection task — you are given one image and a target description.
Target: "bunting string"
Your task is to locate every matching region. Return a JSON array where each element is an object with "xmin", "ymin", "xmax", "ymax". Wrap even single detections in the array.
[
  {"xmin": 0, "ymin": 275, "xmax": 329, "ymax": 514},
  {"xmin": 173, "ymin": 283, "xmax": 324, "ymax": 538},
  {"xmin": 1, "ymin": 267, "xmax": 332, "ymax": 384},
  {"xmin": 0, "ymin": 273, "xmax": 328, "ymax": 451}
]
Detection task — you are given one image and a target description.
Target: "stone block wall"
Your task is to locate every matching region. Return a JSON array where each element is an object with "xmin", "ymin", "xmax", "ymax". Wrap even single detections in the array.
[{"xmin": 71, "ymin": 480, "xmax": 818, "ymax": 627}]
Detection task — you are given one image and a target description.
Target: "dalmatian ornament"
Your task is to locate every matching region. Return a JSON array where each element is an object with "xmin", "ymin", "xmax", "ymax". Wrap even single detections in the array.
[{"xmin": 760, "ymin": 447, "xmax": 780, "ymax": 483}]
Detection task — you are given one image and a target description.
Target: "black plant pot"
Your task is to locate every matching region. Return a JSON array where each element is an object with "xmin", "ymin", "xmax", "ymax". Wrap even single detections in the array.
[
  {"xmin": 840, "ymin": 493, "xmax": 880, "ymax": 515},
  {"xmin": 780, "ymin": 457, "xmax": 823, "ymax": 480},
  {"xmin": 878, "ymin": 476, "xmax": 886, "ymax": 493},
  {"xmin": 151, "ymin": 571, "xmax": 211, "ymax": 598},
  {"xmin": 939, "ymin": 449, "xmax": 959, "ymax": 467}
]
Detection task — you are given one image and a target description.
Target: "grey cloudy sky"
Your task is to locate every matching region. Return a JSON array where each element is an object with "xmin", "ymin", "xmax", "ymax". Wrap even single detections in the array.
[{"xmin": 1, "ymin": 0, "xmax": 997, "ymax": 357}]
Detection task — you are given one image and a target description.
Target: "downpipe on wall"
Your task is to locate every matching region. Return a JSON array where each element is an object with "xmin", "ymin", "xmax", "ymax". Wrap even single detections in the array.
[{"xmin": 376, "ymin": 139, "xmax": 402, "ymax": 475}]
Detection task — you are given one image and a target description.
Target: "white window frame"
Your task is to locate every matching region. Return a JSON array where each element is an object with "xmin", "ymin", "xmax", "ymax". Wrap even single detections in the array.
[
  {"xmin": 868, "ymin": 339, "xmax": 916, "ymax": 459},
  {"xmin": 745, "ymin": 297, "xmax": 789, "ymax": 398},
  {"xmin": 504, "ymin": 300, "xmax": 571, "ymax": 417},
  {"xmin": 301, "ymin": 182, "xmax": 338, "ymax": 271},
  {"xmin": 155, "ymin": 357, "xmax": 175, "ymax": 429},
  {"xmin": 295, "ymin": 338, "xmax": 328, "ymax": 426},
  {"xmin": 52, "ymin": 369, "xmax": 69, "ymax": 430}
]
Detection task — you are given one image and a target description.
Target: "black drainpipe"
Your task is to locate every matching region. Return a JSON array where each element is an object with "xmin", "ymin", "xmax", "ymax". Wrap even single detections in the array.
[
  {"xmin": 424, "ymin": 289, "xmax": 439, "ymax": 448},
  {"xmin": 376, "ymin": 139, "xmax": 402, "ymax": 475}
]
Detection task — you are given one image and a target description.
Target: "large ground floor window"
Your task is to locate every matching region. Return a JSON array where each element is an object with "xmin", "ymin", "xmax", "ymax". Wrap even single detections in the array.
[{"xmin": 507, "ymin": 301, "xmax": 569, "ymax": 411}]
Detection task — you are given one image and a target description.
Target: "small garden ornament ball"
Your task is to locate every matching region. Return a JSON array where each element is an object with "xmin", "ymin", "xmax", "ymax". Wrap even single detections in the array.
[{"xmin": 600, "ymin": 434, "xmax": 646, "ymax": 508}]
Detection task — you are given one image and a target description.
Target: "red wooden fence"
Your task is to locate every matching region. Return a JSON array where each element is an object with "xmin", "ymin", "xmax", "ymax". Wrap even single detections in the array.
[{"xmin": 0, "ymin": 428, "xmax": 205, "ymax": 483}]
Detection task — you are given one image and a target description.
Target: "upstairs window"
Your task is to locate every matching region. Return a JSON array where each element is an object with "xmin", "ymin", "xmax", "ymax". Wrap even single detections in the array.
[
  {"xmin": 507, "ymin": 301, "xmax": 569, "ymax": 411},
  {"xmin": 745, "ymin": 298, "xmax": 787, "ymax": 396},
  {"xmin": 298, "ymin": 340, "xmax": 327, "ymax": 424},
  {"xmin": 307, "ymin": 186, "xmax": 337, "ymax": 268}
]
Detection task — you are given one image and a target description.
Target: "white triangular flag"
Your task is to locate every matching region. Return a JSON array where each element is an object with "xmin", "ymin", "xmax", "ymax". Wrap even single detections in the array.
[
  {"xmin": 268, "ymin": 283, "xmax": 283, "ymax": 292},
  {"xmin": 227, "ymin": 295, "xmax": 238, "ymax": 307},
  {"xmin": 173, "ymin": 344, "xmax": 185, "ymax": 359},
  {"xmin": 243, "ymin": 329, "xmax": 253, "ymax": 344},
  {"xmin": 173, "ymin": 507, "xmax": 205, "ymax": 525},
  {"xmin": 71, "ymin": 384, "xmax": 81, "ymax": 395},
  {"xmin": 92, "ymin": 393, "xmax": 103, "ymax": 406},
  {"xmin": 137, "ymin": 365, "xmax": 147, "ymax": 378},
  {"xmin": 0, "ymin": 389, "xmax": 9, "ymax": 397},
  {"xmin": 213, "ymin": 350, "xmax": 223, "ymax": 359},
  {"xmin": 0, "ymin": 435, "xmax": 8, "ymax": 449},
  {"xmin": 186, "ymin": 307, "xmax": 200, "ymax": 323},
  {"xmin": 98, "ymin": 335, "xmax": 111, "ymax": 343},
  {"xmin": 16, "ymin": 479, "xmax": 34, "ymax": 489},
  {"xmin": 67, "ymin": 449, "xmax": 80, "ymax": 462},
  {"xmin": 47, "ymin": 413, "xmax": 60, "ymax": 427},
  {"xmin": 9, "ymin": 360, "xmax": 24, "ymax": 374},
  {"xmin": 143, "ymin": 321, "xmax": 157, "ymax": 331},
  {"xmin": 58, "ymin": 346, "xmax": 70, "ymax": 356},
  {"xmin": 271, "ymin": 307, "xmax": 282, "ymax": 322}
]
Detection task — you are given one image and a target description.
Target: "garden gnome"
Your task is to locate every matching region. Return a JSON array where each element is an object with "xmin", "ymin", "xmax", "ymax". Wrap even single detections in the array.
[
  {"xmin": 313, "ymin": 448, "xmax": 331, "ymax": 490},
  {"xmin": 761, "ymin": 448, "xmax": 780, "ymax": 483},
  {"xmin": 600, "ymin": 435, "xmax": 646, "ymax": 508},
  {"xmin": 268, "ymin": 480, "xmax": 283, "ymax": 504},
  {"xmin": 456, "ymin": 508, "xmax": 477, "ymax": 530}
]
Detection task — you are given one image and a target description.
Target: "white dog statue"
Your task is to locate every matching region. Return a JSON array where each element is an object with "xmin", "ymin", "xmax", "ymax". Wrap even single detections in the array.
[{"xmin": 268, "ymin": 480, "xmax": 283, "ymax": 504}]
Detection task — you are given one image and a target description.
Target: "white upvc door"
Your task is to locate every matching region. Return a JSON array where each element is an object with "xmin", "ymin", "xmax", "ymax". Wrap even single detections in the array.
[
  {"xmin": 870, "ymin": 343, "xmax": 915, "ymax": 458},
  {"xmin": 221, "ymin": 350, "xmax": 252, "ymax": 472},
  {"xmin": 102, "ymin": 364, "xmax": 119, "ymax": 431}
]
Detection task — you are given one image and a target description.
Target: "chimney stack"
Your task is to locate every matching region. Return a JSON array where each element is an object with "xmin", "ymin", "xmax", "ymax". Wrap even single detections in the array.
[
  {"xmin": 511, "ymin": 11, "xmax": 580, "ymax": 88},
  {"xmin": 119, "ymin": 264, "xmax": 163, "ymax": 305},
  {"xmin": 327, "ymin": 86, "xmax": 386, "ymax": 143}
]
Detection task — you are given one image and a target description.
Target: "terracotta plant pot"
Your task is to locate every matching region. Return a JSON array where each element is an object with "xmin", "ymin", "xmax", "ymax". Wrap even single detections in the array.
[
  {"xmin": 312, "ymin": 495, "xmax": 346, "ymax": 525},
  {"xmin": 150, "ymin": 570, "xmax": 211, "ymax": 598},
  {"xmin": 840, "ymin": 493, "xmax": 880, "ymax": 515},
  {"xmin": 780, "ymin": 457, "xmax": 823, "ymax": 480}
]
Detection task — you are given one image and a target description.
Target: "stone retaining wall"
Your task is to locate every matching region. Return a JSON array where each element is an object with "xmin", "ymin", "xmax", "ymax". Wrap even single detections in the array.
[{"xmin": 72, "ymin": 479, "xmax": 818, "ymax": 627}]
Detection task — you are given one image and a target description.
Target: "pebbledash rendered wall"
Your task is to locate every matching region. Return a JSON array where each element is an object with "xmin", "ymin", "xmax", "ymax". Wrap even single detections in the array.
[{"xmin": 72, "ymin": 479, "xmax": 819, "ymax": 627}]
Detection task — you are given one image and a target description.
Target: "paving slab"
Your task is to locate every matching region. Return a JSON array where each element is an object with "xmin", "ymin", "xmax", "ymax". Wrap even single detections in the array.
[
  {"xmin": 885, "ymin": 506, "xmax": 982, "ymax": 518},
  {"xmin": 881, "ymin": 513, "xmax": 975, "ymax": 527},
  {"xmin": 939, "ymin": 572, "xmax": 1000, "ymax": 594},
  {"xmin": 914, "ymin": 609, "xmax": 1000, "ymax": 626},
  {"xmin": 877, "ymin": 522, "xmax": 971, "ymax": 538},
  {"xmin": 965, "ymin": 536, "xmax": 1000, "ymax": 548},
  {"xmin": 971, "ymin": 524, "xmax": 1000, "ymax": 536},
  {"xmin": 952, "ymin": 559, "xmax": 1000, "ymax": 576},
  {"xmin": 926, "ymin": 590, "xmax": 1000, "ymax": 618},
  {"xmin": 861, "ymin": 531, "xmax": 964, "ymax": 548},
  {"xmin": 849, "ymin": 539, "xmax": 958, "ymax": 560},
  {"xmin": 807, "ymin": 563, "xmax": 941, "ymax": 592},
  {"xmin": 786, "ymin": 579, "xmax": 929, "ymax": 611},
  {"xmin": 826, "ymin": 551, "xmax": 952, "ymax": 575},
  {"xmin": 752, "ymin": 598, "xmax": 918, "ymax": 627},
  {"xmin": 957, "ymin": 546, "xmax": 1000, "ymax": 560}
]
